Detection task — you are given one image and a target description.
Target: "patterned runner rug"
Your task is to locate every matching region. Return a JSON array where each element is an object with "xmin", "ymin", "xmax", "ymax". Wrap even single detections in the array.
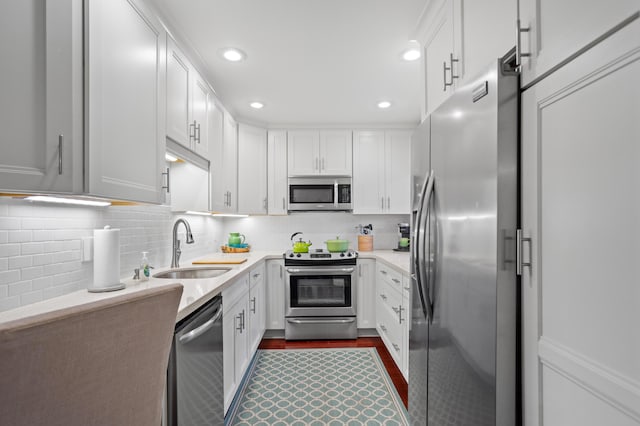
[{"xmin": 226, "ymin": 348, "xmax": 409, "ymax": 425}]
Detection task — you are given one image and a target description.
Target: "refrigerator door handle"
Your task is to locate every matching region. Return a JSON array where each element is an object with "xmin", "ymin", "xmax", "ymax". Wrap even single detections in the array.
[{"xmin": 414, "ymin": 170, "xmax": 435, "ymax": 321}]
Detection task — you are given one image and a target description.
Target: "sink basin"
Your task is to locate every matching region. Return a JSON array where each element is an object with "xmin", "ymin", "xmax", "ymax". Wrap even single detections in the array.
[{"xmin": 153, "ymin": 267, "xmax": 231, "ymax": 280}]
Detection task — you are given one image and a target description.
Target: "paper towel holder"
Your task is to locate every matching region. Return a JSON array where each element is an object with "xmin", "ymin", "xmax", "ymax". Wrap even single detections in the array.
[{"xmin": 89, "ymin": 225, "xmax": 126, "ymax": 293}]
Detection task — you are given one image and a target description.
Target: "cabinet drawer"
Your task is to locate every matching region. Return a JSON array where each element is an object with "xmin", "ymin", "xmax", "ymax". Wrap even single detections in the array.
[
  {"xmin": 376, "ymin": 262, "xmax": 403, "ymax": 292},
  {"xmin": 249, "ymin": 262, "xmax": 265, "ymax": 288},
  {"xmin": 222, "ymin": 274, "xmax": 249, "ymax": 315}
]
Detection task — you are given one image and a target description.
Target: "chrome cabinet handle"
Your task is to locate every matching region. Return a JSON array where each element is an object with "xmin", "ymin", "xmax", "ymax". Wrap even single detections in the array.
[
  {"xmin": 381, "ymin": 197, "xmax": 384, "ymax": 210},
  {"xmin": 391, "ymin": 278, "xmax": 400, "ymax": 284},
  {"xmin": 392, "ymin": 343, "xmax": 400, "ymax": 352},
  {"xmin": 250, "ymin": 297, "xmax": 256, "ymax": 313},
  {"xmin": 282, "ymin": 197, "xmax": 285, "ymax": 210},
  {"xmin": 444, "ymin": 53, "xmax": 459, "ymax": 90},
  {"xmin": 380, "ymin": 269, "xmax": 387, "ymax": 275},
  {"xmin": 287, "ymin": 318, "xmax": 355, "ymax": 324},
  {"xmin": 189, "ymin": 121, "xmax": 196, "ymax": 142},
  {"xmin": 380, "ymin": 324, "xmax": 387, "ymax": 333},
  {"xmin": 516, "ymin": 229, "xmax": 532, "ymax": 276},
  {"xmin": 379, "ymin": 294, "xmax": 387, "ymax": 301},
  {"xmin": 58, "ymin": 135, "xmax": 63, "ymax": 175},
  {"xmin": 263, "ymin": 197, "xmax": 268, "ymax": 212},
  {"xmin": 399, "ymin": 305, "xmax": 404, "ymax": 324},
  {"xmin": 236, "ymin": 314, "xmax": 243, "ymax": 332},
  {"xmin": 162, "ymin": 168, "xmax": 170, "ymax": 192},
  {"xmin": 196, "ymin": 122, "xmax": 201, "ymax": 144},
  {"xmin": 515, "ymin": 19, "xmax": 531, "ymax": 69},
  {"xmin": 240, "ymin": 310, "xmax": 246, "ymax": 331},
  {"xmin": 387, "ymin": 197, "xmax": 391, "ymax": 210}
]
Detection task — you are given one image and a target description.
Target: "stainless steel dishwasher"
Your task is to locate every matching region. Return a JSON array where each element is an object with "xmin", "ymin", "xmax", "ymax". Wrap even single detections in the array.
[{"xmin": 167, "ymin": 295, "xmax": 223, "ymax": 426}]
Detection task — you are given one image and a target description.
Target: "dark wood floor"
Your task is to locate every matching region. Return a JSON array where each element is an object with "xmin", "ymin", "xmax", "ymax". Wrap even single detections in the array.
[{"xmin": 258, "ymin": 337, "xmax": 408, "ymax": 407}]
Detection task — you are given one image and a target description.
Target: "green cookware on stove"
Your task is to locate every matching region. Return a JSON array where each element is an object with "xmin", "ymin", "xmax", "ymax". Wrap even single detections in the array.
[
  {"xmin": 325, "ymin": 236, "xmax": 349, "ymax": 252},
  {"xmin": 290, "ymin": 232, "xmax": 312, "ymax": 253}
]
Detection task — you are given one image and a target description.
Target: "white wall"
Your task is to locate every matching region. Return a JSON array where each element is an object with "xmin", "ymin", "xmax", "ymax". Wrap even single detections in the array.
[
  {"xmin": 0, "ymin": 199, "xmax": 224, "ymax": 312},
  {"xmin": 221, "ymin": 212, "xmax": 408, "ymax": 252}
]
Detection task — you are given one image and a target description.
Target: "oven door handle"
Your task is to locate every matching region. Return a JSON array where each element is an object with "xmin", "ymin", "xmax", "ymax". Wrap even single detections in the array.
[
  {"xmin": 286, "ymin": 267, "xmax": 355, "ymax": 274},
  {"xmin": 286, "ymin": 318, "xmax": 356, "ymax": 324}
]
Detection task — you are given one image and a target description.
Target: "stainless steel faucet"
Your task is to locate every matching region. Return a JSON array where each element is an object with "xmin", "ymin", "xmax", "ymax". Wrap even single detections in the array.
[{"xmin": 171, "ymin": 218, "xmax": 194, "ymax": 268}]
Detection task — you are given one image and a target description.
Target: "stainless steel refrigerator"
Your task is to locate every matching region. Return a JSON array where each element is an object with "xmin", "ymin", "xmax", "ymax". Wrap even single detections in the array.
[{"xmin": 409, "ymin": 55, "xmax": 519, "ymax": 426}]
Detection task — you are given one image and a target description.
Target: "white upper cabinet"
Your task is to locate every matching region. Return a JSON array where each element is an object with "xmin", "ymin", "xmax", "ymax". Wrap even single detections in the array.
[
  {"xmin": 421, "ymin": 0, "xmax": 458, "ymax": 116},
  {"xmin": 237, "ymin": 124, "xmax": 267, "ymax": 215},
  {"xmin": 267, "ymin": 130, "xmax": 288, "ymax": 215},
  {"xmin": 288, "ymin": 130, "xmax": 352, "ymax": 176},
  {"xmin": 166, "ymin": 37, "xmax": 212, "ymax": 156},
  {"xmin": 352, "ymin": 131, "xmax": 385, "ymax": 213},
  {"xmin": 353, "ymin": 130, "xmax": 411, "ymax": 214},
  {"xmin": 208, "ymin": 101, "xmax": 225, "ymax": 212},
  {"xmin": 211, "ymin": 112, "xmax": 238, "ymax": 213},
  {"xmin": 0, "ymin": 0, "xmax": 83, "ymax": 194},
  {"xmin": 166, "ymin": 37, "xmax": 192, "ymax": 148},
  {"xmin": 417, "ymin": 0, "xmax": 517, "ymax": 118},
  {"xmin": 319, "ymin": 130, "xmax": 353, "ymax": 176},
  {"xmin": 517, "ymin": 0, "xmax": 639, "ymax": 87},
  {"xmin": 86, "ymin": 0, "xmax": 166, "ymax": 204}
]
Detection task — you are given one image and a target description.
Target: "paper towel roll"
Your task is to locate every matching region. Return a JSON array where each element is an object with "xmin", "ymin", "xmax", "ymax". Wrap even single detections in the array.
[{"xmin": 90, "ymin": 226, "xmax": 125, "ymax": 292}]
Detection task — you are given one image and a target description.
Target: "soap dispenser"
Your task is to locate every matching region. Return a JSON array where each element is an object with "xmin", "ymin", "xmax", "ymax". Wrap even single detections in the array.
[{"xmin": 140, "ymin": 251, "xmax": 150, "ymax": 281}]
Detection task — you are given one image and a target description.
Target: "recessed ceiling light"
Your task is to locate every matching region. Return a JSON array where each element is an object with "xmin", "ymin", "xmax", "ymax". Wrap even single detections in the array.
[
  {"xmin": 402, "ymin": 48, "xmax": 421, "ymax": 61},
  {"xmin": 377, "ymin": 101, "xmax": 392, "ymax": 109},
  {"xmin": 250, "ymin": 102, "xmax": 264, "ymax": 109},
  {"xmin": 222, "ymin": 48, "xmax": 246, "ymax": 62}
]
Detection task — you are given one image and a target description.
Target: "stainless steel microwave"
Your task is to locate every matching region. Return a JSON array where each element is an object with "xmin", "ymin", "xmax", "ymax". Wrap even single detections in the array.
[{"xmin": 288, "ymin": 177, "xmax": 352, "ymax": 211}]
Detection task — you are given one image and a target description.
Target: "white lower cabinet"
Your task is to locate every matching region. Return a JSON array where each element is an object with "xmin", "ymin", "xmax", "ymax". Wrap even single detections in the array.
[
  {"xmin": 375, "ymin": 262, "xmax": 409, "ymax": 380},
  {"xmin": 248, "ymin": 263, "xmax": 266, "ymax": 355},
  {"xmin": 222, "ymin": 274, "xmax": 249, "ymax": 414},
  {"xmin": 265, "ymin": 259, "xmax": 285, "ymax": 330},
  {"xmin": 357, "ymin": 259, "xmax": 376, "ymax": 329}
]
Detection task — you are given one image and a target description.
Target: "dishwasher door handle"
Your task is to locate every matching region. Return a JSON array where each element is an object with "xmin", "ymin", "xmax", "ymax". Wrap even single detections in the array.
[
  {"xmin": 286, "ymin": 318, "xmax": 356, "ymax": 324},
  {"xmin": 178, "ymin": 306, "xmax": 223, "ymax": 344}
]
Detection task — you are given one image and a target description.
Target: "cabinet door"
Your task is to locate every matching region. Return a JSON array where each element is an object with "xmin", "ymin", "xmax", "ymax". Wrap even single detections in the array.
[
  {"xmin": 460, "ymin": 0, "xmax": 515, "ymax": 82},
  {"xmin": 384, "ymin": 130, "xmax": 411, "ymax": 214},
  {"xmin": 401, "ymin": 274, "xmax": 410, "ymax": 380},
  {"xmin": 521, "ymin": 21, "xmax": 640, "ymax": 426},
  {"xmin": 238, "ymin": 124, "xmax": 267, "ymax": 215},
  {"xmin": 191, "ymin": 72, "xmax": 210, "ymax": 158},
  {"xmin": 356, "ymin": 259, "xmax": 376, "ymax": 329},
  {"xmin": 0, "ymin": 0, "xmax": 82, "ymax": 193},
  {"xmin": 518, "ymin": 0, "xmax": 639, "ymax": 86},
  {"xmin": 287, "ymin": 130, "xmax": 319, "ymax": 176},
  {"xmin": 423, "ymin": 0, "xmax": 457, "ymax": 115},
  {"xmin": 222, "ymin": 308, "xmax": 237, "ymax": 414},
  {"xmin": 267, "ymin": 131, "xmax": 288, "ymax": 215},
  {"xmin": 222, "ymin": 113, "xmax": 238, "ymax": 212},
  {"xmin": 209, "ymin": 102, "xmax": 225, "ymax": 212},
  {"xmin": 166, "ymin": 36, "xmax": 191, "ymax": 148},
  {"xmin": 86, "ymin": 0, "xmax": 165, "ymax": 203},
  {"xmin": 352, "ymin": 131, "xmax": 385, "ymax": 214},
  {"xmin": 248, "ymin": 277, "xmax": 266, "ymax": 355},
  {"xmin": 319, "ymin": 130, "xmax": 352, "ymax": 176},
  {"xmin": 265, "ymin": 260, "xmax": 285, "ymax": 330}
]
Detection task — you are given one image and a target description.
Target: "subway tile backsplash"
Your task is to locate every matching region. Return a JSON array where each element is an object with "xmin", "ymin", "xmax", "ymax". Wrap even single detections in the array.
[
  {"xmin": 0, "ymin": 198, "xmax": 408, "ymax": 313},
  {"xmin": 0, "ymin": 199, "xmax": 224, "ymax": 313}
]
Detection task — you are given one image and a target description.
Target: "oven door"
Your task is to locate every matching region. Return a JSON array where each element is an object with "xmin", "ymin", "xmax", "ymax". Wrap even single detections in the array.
[{"xmin": 285, "ymin": 266, "xmax": 357, "ymax": 317}]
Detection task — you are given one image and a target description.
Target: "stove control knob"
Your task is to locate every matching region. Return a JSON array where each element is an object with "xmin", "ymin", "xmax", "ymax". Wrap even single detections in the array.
[
  {"xmin": 340, "ymin": 253, "xmax": 345, "ymax": 257},
  {"xmin": 296, "ymin": 253, "xmax": 302, "ymax": 258},
  {"xmin": 289, "ymin": 253, "xmax": 294, "ymax": 257},
  {"xmin": 347, "ymin": 252, "xmax": 352, "ymax": 257}
]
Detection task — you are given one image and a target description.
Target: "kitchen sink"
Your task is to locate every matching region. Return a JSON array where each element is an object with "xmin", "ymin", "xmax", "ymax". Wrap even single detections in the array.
[{"xmin": 153, "ymin": 267, "xmax": 231, "ymax": 280}]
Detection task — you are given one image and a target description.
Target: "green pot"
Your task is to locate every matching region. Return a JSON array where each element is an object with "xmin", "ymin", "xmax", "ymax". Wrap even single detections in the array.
[{"xmin": 325, "ymin": 237, "xmax": 349, "ymax": 252}]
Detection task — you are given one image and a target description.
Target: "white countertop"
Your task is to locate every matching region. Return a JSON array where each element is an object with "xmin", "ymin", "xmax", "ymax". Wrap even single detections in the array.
[{"xmin": 0, "ymin": 250, "xmax": 409, "ymax": 324}]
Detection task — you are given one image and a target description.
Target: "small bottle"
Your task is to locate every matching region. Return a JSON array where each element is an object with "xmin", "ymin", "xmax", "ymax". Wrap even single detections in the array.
[{"xmin": 140, "ymin": 251, "xmax": 150, "ymax": 281}]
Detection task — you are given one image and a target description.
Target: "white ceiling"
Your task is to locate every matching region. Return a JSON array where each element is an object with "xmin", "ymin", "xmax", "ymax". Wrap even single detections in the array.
[{"xmin": 149, "ymin": 0, "xmax": 427, "ymax": 127}]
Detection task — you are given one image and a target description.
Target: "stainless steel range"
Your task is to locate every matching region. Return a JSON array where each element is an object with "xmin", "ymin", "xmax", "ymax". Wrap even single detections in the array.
[{"xmin": 284, "ymin": 248, "xmax": 358, "ymax": 340}]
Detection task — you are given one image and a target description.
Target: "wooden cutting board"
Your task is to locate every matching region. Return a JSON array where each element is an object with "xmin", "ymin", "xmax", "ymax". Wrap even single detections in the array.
[{"xmin": 192, "ymin": 258, "xmax": 248, "ymax": 265}]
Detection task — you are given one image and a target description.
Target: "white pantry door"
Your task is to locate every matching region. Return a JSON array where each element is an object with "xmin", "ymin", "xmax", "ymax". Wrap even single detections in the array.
[{"xmin": 521, "ymin": 19, "xmax": 640, "ymax": 426}]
